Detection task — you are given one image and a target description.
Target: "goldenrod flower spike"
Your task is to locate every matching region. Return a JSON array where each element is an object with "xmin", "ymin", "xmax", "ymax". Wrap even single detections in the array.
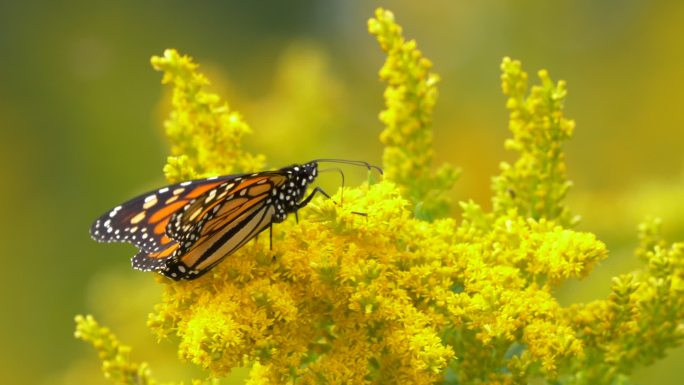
[
  {"xmin": 75, "ymin": 315, "xmax": 220, "ymax": 385},
  {"xmin": 74, "ymin": 315, "xmax": 156, "ymax": 385},
  {"xmin": 151, "ymin": 49, "xmax": 265, "ymax": 182},
  {"xmin": 566, "ymin": 221, "xmax": 684, "ymax": 382},
  {"xmin": 369, "ymin": 8, "xmax": 458, "ymax": 220},
  {"xmin": 493, "ymin": 57, "xmax": 577, "ymax": 227}
]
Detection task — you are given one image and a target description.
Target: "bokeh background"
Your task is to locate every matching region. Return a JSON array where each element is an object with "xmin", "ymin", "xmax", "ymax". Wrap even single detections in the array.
[{"xmin": 1, "ymin": 1, "xmax": 682, "ymax": 384}]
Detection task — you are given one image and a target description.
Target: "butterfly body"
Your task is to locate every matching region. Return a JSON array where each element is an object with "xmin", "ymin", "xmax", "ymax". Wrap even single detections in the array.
[{"xmin": 91, "ymin": 162, "xmax": 319, "ymax": 280}]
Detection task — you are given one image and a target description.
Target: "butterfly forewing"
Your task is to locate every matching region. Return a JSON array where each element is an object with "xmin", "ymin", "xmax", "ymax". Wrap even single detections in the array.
[
  {"xmin": 90, "ymin": 176, "xmax": 236, "ymax": 253},
  {"xmin": 168, "ymin": 174, "xmax": 286, "ymax": 250}
]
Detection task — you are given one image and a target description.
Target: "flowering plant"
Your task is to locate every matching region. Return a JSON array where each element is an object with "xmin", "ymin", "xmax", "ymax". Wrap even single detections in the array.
[{"xmin": 76, "ymin": 8, "xmax": 684, "ymax": 385}]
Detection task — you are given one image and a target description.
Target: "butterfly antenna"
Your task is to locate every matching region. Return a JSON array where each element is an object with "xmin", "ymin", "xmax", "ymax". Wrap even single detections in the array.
[{"xmin": 312, "ymin": 158, "xmax": 383, "ymax": 176}]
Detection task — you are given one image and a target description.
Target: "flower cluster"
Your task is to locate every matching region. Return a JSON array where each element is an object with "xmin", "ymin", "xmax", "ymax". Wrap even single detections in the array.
[
  {"xmin": 76, "ymin": 7, "xmax": 684, "ymax": 385},
  {"xmin": 150, "ymin": 49, "xmax": 264, "ymax": 182},
  {"xmin": 369, "ymin": 8, "xmax": 458, "ymax": 220},
  {"xmin": 564, "ymin": 218, "xmax": 684, "ymax": 383},
  {"xmin": 492, "ymin": 58, "xmax": 577, "ymax": 227},
  {"xmin": 74, "ymin": 315, "xmax": 156, "ymax": 385}
]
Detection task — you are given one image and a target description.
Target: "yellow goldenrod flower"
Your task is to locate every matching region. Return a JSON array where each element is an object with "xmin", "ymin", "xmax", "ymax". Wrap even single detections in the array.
[
  {"xmin": 74, "ymin": 315, "xmax": 156, "ymax": 385},
  {"xmin": 493, "ymin": 58, "xmax": 578, "ymax": 227},
  {"xmin": 369, "ymin": 8, "xmax": 459, "ymax": 220},
  {"xmin": 151, "ymin": 49, "xmax": 265, "ymax": 182}
]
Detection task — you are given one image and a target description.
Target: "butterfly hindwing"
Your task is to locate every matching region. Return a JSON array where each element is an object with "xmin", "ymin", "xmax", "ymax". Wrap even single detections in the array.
[
  {"xmin": 162, "ymin": 199, "xmax": 277, "ymax": 279},
  {"xmin": 159, "ymin": 173, "xmax": 288, "ymax": 279}
]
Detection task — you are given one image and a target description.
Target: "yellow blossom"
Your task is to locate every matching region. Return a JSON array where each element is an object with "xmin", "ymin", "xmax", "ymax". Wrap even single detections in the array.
[
  {"xmin": 151, "ymin": 49, "xmax": 265, "ymax": 182},
  {"xmin": 368, "ymin": 8, "xmax": 459, "ymax": 220},
  {"xmin": 493, "ymin": 58, "xmax": 578, "ymax": 227}
]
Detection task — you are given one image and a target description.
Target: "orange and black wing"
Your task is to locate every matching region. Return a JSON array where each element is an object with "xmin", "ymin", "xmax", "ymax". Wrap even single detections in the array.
[
  {"xmin": 90, "ymin": 175, "xmax": 239, "ymax": 271},
  {"xmin": 159, "ymin": 173, "xmax": 288, "ymax": 280}
]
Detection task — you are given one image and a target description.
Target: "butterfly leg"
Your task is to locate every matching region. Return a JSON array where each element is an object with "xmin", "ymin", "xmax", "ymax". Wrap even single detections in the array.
[
  {"xmin": 297, "ymin": 186, "xmax": 334, "ymax": 209},
  {"xmin": 298, "ymin": 187, "xmax": 369, "ymax": 216},
  {"xmin": 296, "ymin": 186, "xmax": 370, "ymax": 219},
  {"xmin": 269, "ymin": 223, "xmax": 273, "ymax": 250}
]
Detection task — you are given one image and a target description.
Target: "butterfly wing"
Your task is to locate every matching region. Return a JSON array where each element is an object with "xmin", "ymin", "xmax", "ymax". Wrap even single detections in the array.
[
  {"xmin": 160, "ymin": 173, "xmax": 289, "ymax": 280},
  {"xmin": 90, "ymin": 175, "xmax": 240, "ymax": 268}
]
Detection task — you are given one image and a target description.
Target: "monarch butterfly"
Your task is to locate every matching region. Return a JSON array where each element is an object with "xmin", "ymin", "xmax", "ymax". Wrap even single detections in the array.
[{"xmin": 90, "ymin": 159, "xmax": 381, "ymax": 280}]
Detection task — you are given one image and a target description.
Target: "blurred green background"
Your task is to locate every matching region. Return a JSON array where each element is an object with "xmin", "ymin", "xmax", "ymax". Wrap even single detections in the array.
[{"xmin": 1, "ymin": 1, "xmax": 682, "ymax": 384}]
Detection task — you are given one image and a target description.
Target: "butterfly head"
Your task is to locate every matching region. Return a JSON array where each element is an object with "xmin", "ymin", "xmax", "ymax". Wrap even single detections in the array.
[{"xmin": 267, "ymin": 162, "xmax": 317, "ymax": 219}]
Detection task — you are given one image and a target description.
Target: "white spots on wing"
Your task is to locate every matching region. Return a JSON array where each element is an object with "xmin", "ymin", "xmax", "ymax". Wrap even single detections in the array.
[
  {"xmin": 158, "ymin": 187, "xmax": 169, "ymax": 194},
  {"xmin": 301, "ymin": 179, "xmax": 307, "ymax": 186},
  {"xmin": 143, "ymin": 194, "xmax": 158, "ymax": 209},
  {"xmin": 109, "ymin": 205, "xmax": 122, "ymax": 218},
  {"xmin": 180, "ymin": 181, "xmax": 192, "ymax": 186},
  {"xmin": 173, "ymin": 187, "xmax": 185, "ymax": 195},
  {"xmin": 239, "ymin": 189, "xmax": 247, "ymax": 196},
  {"xmin": 130, "ymin": 226, "xmax": 138, "ymax": 233},
  {"xmin": 204, "ymin": 189, "xmax": 217, "ymax": 203},
  {"xmin": 178, "ymin": 265, "xmax": 186, "ymax": 273},
  {"xmin": 166, "ymin": 195, "xmax": 179, "ymax": 204},
  {"xmin": 207, "ymin": 176, "xmax": 219, "ymax": 180},
  {"xmin": 257, "ymin": 178, "xmax": 268, "ymax": 185}
]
